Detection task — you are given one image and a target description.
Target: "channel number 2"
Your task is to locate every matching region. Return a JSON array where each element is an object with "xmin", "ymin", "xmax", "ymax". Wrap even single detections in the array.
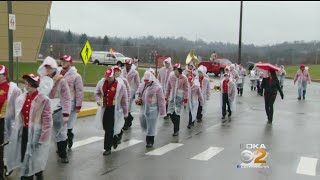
[{"xmin": 254, "ymin": 149, "xmax": 267, "ymax": 163}]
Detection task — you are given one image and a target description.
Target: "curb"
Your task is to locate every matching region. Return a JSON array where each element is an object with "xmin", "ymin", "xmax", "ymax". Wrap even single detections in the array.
[{"xmin": 77, "ymin": 107, "xmax": 98, "ymax": 118}]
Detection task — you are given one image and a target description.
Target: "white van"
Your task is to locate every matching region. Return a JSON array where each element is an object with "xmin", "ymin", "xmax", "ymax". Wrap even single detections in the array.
[{"xmin": 90, "ymin": 51, "xmax": 129, "ymax": 66}]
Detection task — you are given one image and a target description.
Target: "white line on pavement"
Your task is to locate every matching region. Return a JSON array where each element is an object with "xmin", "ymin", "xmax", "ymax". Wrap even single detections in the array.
[
  {"xmin": 112, "ymin": 139, "xmax": 143, "ymax": 152},
  {"xmin": 145, "ymin": 143, "xmax": 184, "ymax": 156},
  {"xmin": 296, "ymin": 157, "xmax": 318, "ymax": 176},
  {"xmin": 191, "ymin": 147, "xmax": 224, "ymax": 161},
  {"xmin": 71, "ymin": 136, "xmax": 104, "ymax": 149}
]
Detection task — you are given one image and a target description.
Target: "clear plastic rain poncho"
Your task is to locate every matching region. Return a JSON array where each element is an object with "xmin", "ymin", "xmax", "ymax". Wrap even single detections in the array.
[
  {"xmin": 121, "ymin": 64, "xmax": 140, "ymax": 112},
  {"xmin": 37, "ymin": 56, "xmax": 71, "ymax": 142},
  {"xmin": 197, "ymin": 65, "xmax": 211, "ymax": 114},
  {"xmin": 220, "ymin": 75, "xmax": 237, "ymax": 112},
  {"xmin": 157, "ymin": 57, "xmax": 173, "ymax": 93},
  {"xmin": 5, "ymin": 93, "xmax": 52, "ymax": 177},
  {"xmin": 166, "ymin": 72, "xmax": 189, "ymax": 116},
  {"xmin": 187, "ymin": 76, "xmax": 204, "ymax": 123},
  {"xmin": 136, "ymin": 71, "xmax": 166, "ymax": 136}
]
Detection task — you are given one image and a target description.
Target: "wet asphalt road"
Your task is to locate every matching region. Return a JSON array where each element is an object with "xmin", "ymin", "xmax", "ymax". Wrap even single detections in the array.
[{"xmin": 6, "ymin": 77, "xmax": 320, "ymax": 180}]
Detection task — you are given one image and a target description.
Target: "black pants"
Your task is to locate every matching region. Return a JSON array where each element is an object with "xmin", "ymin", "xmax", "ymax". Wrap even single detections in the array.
[
  {"xmin": 21, "ymin": 171, "xmax": 43, "ymax": 180},
  {"xmin": 67, "ymin": 129, "xmax": 74, "ymax": 143},
  {"xmin": 222, "ymin": 93, "xmax": 231, "ymax": 116},
  {"xmin": 124, "ymin": 112, "xmax": 133, "ymax": 128},
  {"xmin": 103, "ymin": 106, "xmax": 116, "ymax": 151},
  {"xmin": 0, "ymin": 118, "xmax": 4, "ymax": 176},
  {"xmin": 170, "ymin": 112, "xmax": 180, "ymax": 133},
  {"xmin": 21, "ymin": 127, "xmax": 29, "ymax": 162},
  {"xmin": 188, "ymin": 111, "xmax": 192, "ymax": 126},
  {"xmin": 196, "ymin": 102, "xmax": 203, "ymax": 120},
  {"xmin": 264, "ymin": 93, "xmax": 277, "ymax": 122},
  {"xmin": 57, "ymin": 140, "xmax": 67, "ymax": 159},
  {"xmin": 146, "ymin": 136, "xmax": 154, "ymax": 144}
]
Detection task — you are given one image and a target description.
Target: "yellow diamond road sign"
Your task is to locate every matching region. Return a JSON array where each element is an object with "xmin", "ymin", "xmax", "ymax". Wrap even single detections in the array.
[{"xmin": 80, "ymin": 40, "xmax": 92, "ymax": 64}]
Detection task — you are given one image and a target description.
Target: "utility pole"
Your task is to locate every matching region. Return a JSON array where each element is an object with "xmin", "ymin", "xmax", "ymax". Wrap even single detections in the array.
[
  {"xmin": 7, "ymin": 1, "xmax": 14, "ymax": 81},
  {"xmin": 238, "ymin": 1, "xmax": 243, "ymax": 65}
]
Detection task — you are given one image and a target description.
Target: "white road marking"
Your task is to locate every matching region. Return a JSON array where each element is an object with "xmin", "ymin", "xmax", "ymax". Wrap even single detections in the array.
[
  {"xmin": 71, "ymin": 136, "xmax": 104, "ymax": 149},
  {"xmin": 296, "ymin": 157, "xmax": 318, "ymax": 176},
  {"xmin": 191, "ymin": 147, "xmax": 224, "ymax": 161},
  {"xmin": 145, "ymin": 143, "xmax": 184, "ymax": 156},
  {"xmin": 112, "ymin": 139, "xmax": 143, "ymax": 152}
]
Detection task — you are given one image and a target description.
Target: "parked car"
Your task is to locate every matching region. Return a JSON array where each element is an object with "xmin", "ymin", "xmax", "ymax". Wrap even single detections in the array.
[
  {"xmin": 198, "ymin": 58, "xmax": 232, "ymax": 76},
  {"xmin": 90, "ymin": 51, "xmax": 130, "ymax": 66}
]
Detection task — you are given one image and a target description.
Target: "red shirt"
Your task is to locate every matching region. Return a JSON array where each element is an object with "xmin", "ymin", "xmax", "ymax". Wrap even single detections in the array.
[
  {"xmin": 0, "ymin": 81, "xmax": 10, "ymax": 115},
  {"xmin": 22, "ymin": 90, "xmax": 39, "ymax": 128},
  {"xmin": 102, "ymin": 80, "xmax": 118, "ymax": 107},
  {"xmin": 223, "ymin": 80, "xmax": 229, "ymax": 94},
  {"xmin": 199, "ymin": 76, "xmax": 204, "ymax": 90}
]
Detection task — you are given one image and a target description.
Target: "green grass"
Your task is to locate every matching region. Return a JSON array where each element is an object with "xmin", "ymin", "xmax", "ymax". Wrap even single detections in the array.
[
  {"xmin": 0, "ymin": 61, "xmax": 145, "ymax": 85},
  {"xmin": 83, "ymin": 91, "xmax": 96, "ymax": 102},
  {"xmin": 285, "ymin": 64, "xmax": 320, "ymax": 80}
]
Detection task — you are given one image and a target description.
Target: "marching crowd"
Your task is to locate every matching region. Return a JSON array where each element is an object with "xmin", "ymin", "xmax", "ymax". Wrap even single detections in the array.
[{"xmin": 0, "ymin": 54, "xmax": 312, "ymax": 179}]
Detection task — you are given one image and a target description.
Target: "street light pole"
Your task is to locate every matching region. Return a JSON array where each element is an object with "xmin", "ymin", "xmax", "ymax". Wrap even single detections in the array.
[
  {"xmin": 7, "ymin": 1, "xmax": 14, "ymax": 81},
  {"xmin": 238, "ymin": 1, "xmax": 243, "ymax": 65}
]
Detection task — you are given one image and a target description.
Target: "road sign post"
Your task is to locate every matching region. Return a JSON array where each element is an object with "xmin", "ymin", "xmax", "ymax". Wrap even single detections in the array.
[
  {"xmin": 13, "ymin": 42, "xmax": 22, "ymax": 85},
  {"xmin": 7, "ymin": 1, "xmax": 14, "ymax": 81},
  {"xmin": 80, "ymin": 40, "xmax": 92, "ymax": 84}
]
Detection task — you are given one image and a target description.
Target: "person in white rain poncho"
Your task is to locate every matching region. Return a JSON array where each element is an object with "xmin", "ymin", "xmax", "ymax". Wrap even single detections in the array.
[
  {"xmin": 220, "ymin": 73, "xmax": 236, "ymax": 120},
  {"xmin": 157, "ymin": 57, "xmax": 173, "ymax": 119},
  {"xmin": 6, "ymin": 74, "xmax": 51, "ymax": 180},
  {"xmin": 277, "ymin": 65, "xmax": 286, "ymax": 90},
  {"xmin": 59, "ymin": 55, "xmax": 84, "ymax": 149},
  {"xmin": 236, "ymin": 64, "xmax": 247, "ymax": 96},
  {"xmin": 294, "ymin": 64, "xmax": 311, "ymax": 100},
  {"xmin": 165, "ymin": 63, "xmax": 189, "ymax": 136},
  {"xmin": 0, "ymin": 65, "xmax": 22, "ymax": 179},
  {"xmin": 229, "ymin": 64, "xmax": 239, "ymax": 83},
  {"xmin": 37, "ymin": 56, "xmax": 71, "ymax": 163},
  {"xmin": 249, "ymin": 68, "xmax": 258, "ymax": 91},
  {"xmin": 121, "ymin": 59, "xmax": 140, "ymax": 130},
  {"xmin": 187, "ymin": 75, "xmax": 204, "ymax": 129},
  {"xmin": 135, "ymin": 71, "xmax": 166, "ymax": 148},
  {"xmin": 95, "ymin": 68, "xmax": 128, "ymax": 156},
  {"xmin": 196, "ymin": 65, "xmax": 211, "ymax": 122}
]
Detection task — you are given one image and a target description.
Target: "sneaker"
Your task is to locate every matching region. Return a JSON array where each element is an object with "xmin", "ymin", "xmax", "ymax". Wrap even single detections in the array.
[
  {"xmin": 164, "ymin": 115, "xmax": 169, "ymax": 119},
  {"xmin": 303, "ymin": 96, "xmax": 305, "ymax": 100},
  {"xmin": 103, "ymin": 150, "xmax": 111, "ymax": 156},
  {"xmin": 228, "ymin": 112, "xmax": 232, "ymax": 117},
  {"xmin": 113, "ymin": 140, "xmax": 118, "ymax": 149},
  {"xmin": 297, "ymin": 97, "xmax": 301, "ymax": 100},
  {"xmin": 60, "ymin": 157, "xmax": 69, "ymax": 163},
  {"xmin": 172, "ymin": 132, "xmax": 179, "ymax": 136},
  {"xmin": 197, "ymin": 119, "xmax": 202, "ymax": 123},
  {"xmin": 187, "ymin": 125, "xmax": 191, "ymax": 129},
  {"xmin": 222, "ymin": 115, "xmax": 225, "ymax": 119},
  {"xmin": 68, "ymin": 140, "xmax": 73, "ymax": 149}
]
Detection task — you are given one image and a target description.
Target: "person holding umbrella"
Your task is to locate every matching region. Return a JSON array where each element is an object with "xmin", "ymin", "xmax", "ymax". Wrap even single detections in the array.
[
  {"xmin": 257, "ymin": 63, "xmax": 284, "ymax": 124},
  {"xmin": 293, "ymin": 64, "xmax": 311, "ymax": 100}
]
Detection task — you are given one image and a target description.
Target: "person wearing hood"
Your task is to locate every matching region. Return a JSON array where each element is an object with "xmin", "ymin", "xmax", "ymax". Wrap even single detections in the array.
[
  {"xmin": 229, "ymin": 64, "xmax": 239, "ymax": 83},
  {"xmin": 5, "ymin": 74, "xmax": 51, "ymax": 180},
  {"xmin": 196, "ymin": 65, "xmax": 211, "ymax": 122},
  {"xmin": 95, "ymin": 68, "xmax": 128, "ymax": 155},
  {"xmin": 183, "ymin": 62, "xmax": 197, "ymax": 77},
  {"xmin": 187, "ymin": 75, "xmax": 204, "ymax": 129},
  {"xmin": 220, "ymin": 73, "xmax": 236, "ymax": 121},
  {"xmin": 0, "ymin": 65, "xmax": 22, "ymax": 179},
  {"xmin": 37, "ymin": 56, "xmax": 71, "ymax": 163},
  {"xmin": 277, "ymin": 65, "xmax": 286, "ymax": 90},
  {"xmin": 135, "ymin": 71, "xmax": 166, "ymax": 147},
  {"xmin": 294, "ymin": 64, "xmax": 311, "ymax": 100},
  {"xmin": 59, "ymin": 55, "xmax": 84, "ymax": 149},
  {"xmin": 166, "ymin": 63, "xmax": 189, "ymax": 136},
  {"xmin": 236, "ymin": 64, "xmax": 247, "ymax": 96},
  {"xmin": 121, "ymin": 59, "xmax": 140, "ymax": 130},
  {"xmin": 157, "ymin": 57, "xmax": 173, "ymax": 119}
]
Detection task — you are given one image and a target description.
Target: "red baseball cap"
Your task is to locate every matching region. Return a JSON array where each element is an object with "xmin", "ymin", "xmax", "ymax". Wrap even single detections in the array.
[
  {"xmin": 0, "ymin": 65, "xmax": 8, "ymax": 75},
  {"xmin": 125, "ymin": 59, "xmax": 133, "ymax": 65},
  {"xmin": 173, "ymin": 63, "xmax": 181, "ymax": 69},
  {"xmin": 113, "ymin": 65, "xmax": 122, "ymax": 72},
  {"xmin": 300, "ymin": 64, "xmax": 305, "ymax": 68},
  {"xmin": 22, "ymin": 74, "xmax": 41, "ymax": 84},
  {"xmin": 60, "ymin": 55, "xmax": 73, "ymax": 63},
  {"xmin": 105, "ymin": 68, "xmax": 114, "ymax": 77}
]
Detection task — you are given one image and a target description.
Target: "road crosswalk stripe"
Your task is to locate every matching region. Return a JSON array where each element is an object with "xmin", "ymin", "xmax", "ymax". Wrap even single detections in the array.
[
  {"xmin": 296, "ymin": 157, "xmax": 318, "ymax": 176},
  {"xmin": 112, "ymin": 139, "xmax": 143, "ymax": 152},
  {"xmin": 191, "ymin": 147, "xmax": 224, "ymax": 161},
  {"xmin": 71, "ymin": 136, "xmax": 104, "ymax": 149},
  {"xmin": 145, "ymin": 143, "xmax": 184, "ymax": 156}
]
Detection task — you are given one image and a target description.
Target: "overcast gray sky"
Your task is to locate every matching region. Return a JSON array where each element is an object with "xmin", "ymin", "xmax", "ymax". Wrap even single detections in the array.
[{"xmin": 49, "ymin": 1, "xmax": 320, "ymax": 46}]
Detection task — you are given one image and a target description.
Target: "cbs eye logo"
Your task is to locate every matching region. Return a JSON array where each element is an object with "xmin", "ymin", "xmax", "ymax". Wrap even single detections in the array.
[{"xmin": 240, "ymin": 144, "xmax": 267, "ymax": 164}]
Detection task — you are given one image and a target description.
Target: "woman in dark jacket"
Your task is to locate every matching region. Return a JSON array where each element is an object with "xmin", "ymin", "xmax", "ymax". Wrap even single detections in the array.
[{"xmin": 261, "ymin": 69, "xmax": 284, "ymax": 124}]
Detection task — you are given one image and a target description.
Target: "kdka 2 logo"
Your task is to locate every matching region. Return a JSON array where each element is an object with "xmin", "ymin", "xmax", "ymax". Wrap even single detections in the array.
[{"xmin": 237, "ymin": 144, "xmax": 270, "ymax": 169}]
